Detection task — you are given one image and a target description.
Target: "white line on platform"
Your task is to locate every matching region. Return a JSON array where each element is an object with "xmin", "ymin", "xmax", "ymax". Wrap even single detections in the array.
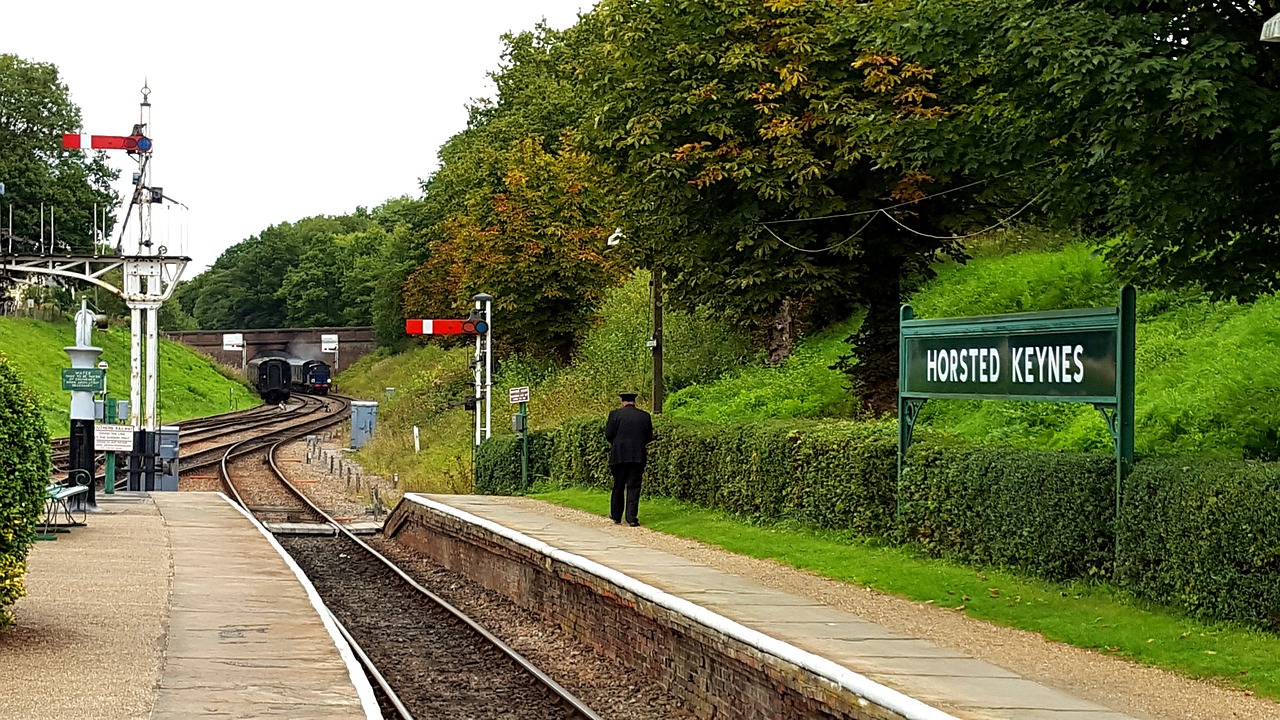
[
  {"xmin": 405, "ymin": 493, "xmax": 960, "ymax": 720},
  {"xmin": 219, "ymin": 493, "xmax": 382, "ymax": 720}
]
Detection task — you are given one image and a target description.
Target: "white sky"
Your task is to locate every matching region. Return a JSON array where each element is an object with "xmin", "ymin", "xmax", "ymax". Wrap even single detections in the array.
[{"xmin": 4, "ymin": 0, "xmax": 593, "ymax": 274}]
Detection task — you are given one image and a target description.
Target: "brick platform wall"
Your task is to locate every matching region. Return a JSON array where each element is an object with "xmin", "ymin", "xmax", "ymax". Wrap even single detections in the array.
[{"xmin": 387, "ymin": 501, "xmax": 912, "ymax": 720}]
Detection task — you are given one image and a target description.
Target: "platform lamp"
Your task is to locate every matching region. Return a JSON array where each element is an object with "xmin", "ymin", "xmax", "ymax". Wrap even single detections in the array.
[
  {"xmin": 1264, "ymin": 13, "xmax": 1280, "ymax": 41},
  {"xmin": 606, "ymin": 228, "xmax": 663, "ymax": 414}
]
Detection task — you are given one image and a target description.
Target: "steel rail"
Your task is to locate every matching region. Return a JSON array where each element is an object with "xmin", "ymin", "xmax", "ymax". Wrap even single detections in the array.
[
  {"xmin": 260, "ymin": 443, "xmax": 605, "ymax": 720},
  {"xmin": 329, "ymin": 609, "xmax": 416, "ymax": 720}
]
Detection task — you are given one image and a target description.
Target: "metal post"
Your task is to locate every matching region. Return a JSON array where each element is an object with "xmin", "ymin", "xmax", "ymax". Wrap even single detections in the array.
[
  {"xmin": 652, "ymin": 267, "xmax": 664, "ymax": 414},
  {"xmin": 520, "ymin": 401, "xmax": 529, "ymax": 489},
  {"xmin": 145, "ymin": 305, "xmax": 159, "ymax": 430},
  {"xmin": 129, "ymin": 305, "xmax": 142, "ymax": 428},
  {"xmin": 104, "ymin": 397, "xmax": 117, "ymax": 494},
  {"xmin": 473, "ymin": 311, "xmax": 482, "ymax": 448},
  {"xmin": 483, "ymin": 296, "xmax": 492, "ymax": 440}
]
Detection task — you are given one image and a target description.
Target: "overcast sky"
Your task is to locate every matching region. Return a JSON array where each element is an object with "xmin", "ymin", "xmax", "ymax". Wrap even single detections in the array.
[{"xmin": 5, "ymin": 0, "xmax": 593, "ymax": 274}]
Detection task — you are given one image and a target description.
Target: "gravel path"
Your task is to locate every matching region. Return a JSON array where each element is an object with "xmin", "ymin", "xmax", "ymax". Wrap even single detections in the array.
[{"xmin": 505, "ymin": 498, "xmax": 1280, "ymax": 720}]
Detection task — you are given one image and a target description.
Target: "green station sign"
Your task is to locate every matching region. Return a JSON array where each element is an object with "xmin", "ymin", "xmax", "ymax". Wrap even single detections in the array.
[
  {"xmin": 898, "ymin": 286, "xmax": 1136, "ymax": 518},
  {"xmin": 61, "ymin": 367, "xmax": 105, "ymax": 392}
]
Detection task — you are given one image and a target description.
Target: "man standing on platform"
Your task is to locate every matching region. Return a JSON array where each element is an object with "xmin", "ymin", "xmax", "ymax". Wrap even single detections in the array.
[{"xmin": 604, "ymin": 391, "xmax": 654, "ymax": 527}]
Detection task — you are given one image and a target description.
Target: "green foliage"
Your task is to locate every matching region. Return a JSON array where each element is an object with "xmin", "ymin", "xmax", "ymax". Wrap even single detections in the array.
[
  {"xmin": 0, "ymin": 353, "xmax": 52, "ymax": 625},
  {"xmin": 474, "ymin": 430, "xmax": 555, "ymax": 495},
  {"xmin": 0, "ymin": 318, "xmax": 259, "ymax": 436},
  {"xmin": 0, "ymin": 55, "xmax": 117, "ymax": 252},
  {"xmin": 899, "ymin": 446, "xmax": 1117, "ymax": 581},
  {"xmin": 1120, "ymin": 459, "xmax": 1280, "ymax": 629},
  {"xmin": 861, "ymin": 0, "xmax": 1280, "ymax": 299},
  {"xmin": 665, "ymin": 315, "xmax": 859, "ymax": 422}
]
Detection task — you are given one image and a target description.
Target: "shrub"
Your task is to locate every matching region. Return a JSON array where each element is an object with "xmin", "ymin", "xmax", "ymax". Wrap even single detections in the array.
[
  {"xmin": 474, "ymin": 430, "xmax": 554, "ymax": 495},
  {"xmin": 1119, "ymin": 459, "xmax": 1280, "ymax": 628},
  {"xmin": 0, "ymin": 353, "xmax": 52, "ymax": 625},
  {"xmin": 898, "ymin": 445, "xmax": 1116, "ymax": 581}
]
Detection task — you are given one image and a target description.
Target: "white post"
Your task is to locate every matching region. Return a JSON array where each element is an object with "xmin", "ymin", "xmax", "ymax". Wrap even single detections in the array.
[
  {"xmin": 129, "ymin": 305, "xmax": 142, "ymax": 428},
  {"xmin": 144, "ymin": 305, "xmax": 159, "ymax": 430},
  {"xmin": 484, "ymin": 296, "xmax": 492, "ymax": 441},
  {"xmin": 473, "ymin": 320, "xmax": 482, "ymax": 448},
  {"xmin": 413, "ymin": 426, "xmax": 420, "ymax": 453}
]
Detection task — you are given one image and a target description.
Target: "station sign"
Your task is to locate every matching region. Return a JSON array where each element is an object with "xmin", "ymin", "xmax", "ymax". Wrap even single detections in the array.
[
  {"xmin": 509, "ymin": 386, "xmax": 530, "ymax": 404},
  {"xmin": 902, "ymin": 321, "xmax": 1118, "ymax": 402},
  {"xmin": 94, "ymin": 423, "xmax": 135, "ymax": 452},
  {"xmin": 222, "ymin": 333, "xmax": 243, "ymax": 351},
  {"xmin": 61, "ymin": 367, "xmax": 105, "ymax": 392},
  {"xmin": 321, "ymin": 334, "xmax": 339, "ymax": 353}
]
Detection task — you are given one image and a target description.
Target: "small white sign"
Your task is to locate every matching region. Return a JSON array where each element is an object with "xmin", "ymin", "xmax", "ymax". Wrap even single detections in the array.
[
  {"xmin": 321, "ymin": 333, "xmax": 339, "ymax": 353},
  {"xmin": 1264, "ymin": 12, "xmax": 1280, "ymax": 41},
  {"xmin": 222, "ymin": 332, "xmax": 243, "ymax": 351},
  {"xmin": 94, "ymin": 423, "xmax": 135, "ymax": 452},
  {"xmin": 508, "ymin": 386, "xmax": 530, "ymax": 404}
]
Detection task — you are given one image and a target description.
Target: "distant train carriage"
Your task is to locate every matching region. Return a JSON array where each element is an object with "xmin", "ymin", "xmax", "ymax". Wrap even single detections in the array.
[
  {"xmin": 288, "ymin": 358, "xmax": 331, "ymax": 395},
  {"xmin": 246, "ymin": 356, "xmax": 291, "ymax": 403}
]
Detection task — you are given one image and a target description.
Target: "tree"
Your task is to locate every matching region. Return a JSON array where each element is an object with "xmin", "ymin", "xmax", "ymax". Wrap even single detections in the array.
[
  {"xmin": 581, "ymin": 0, "xmax": 1002, "ymax": 411},
  {"xmin": 860, "ymin": 0, "xmax": 1280, "ymax": 299},
  {"xmin": 0, "ymin": 55, "xmax": 117, "ymax": 252}
]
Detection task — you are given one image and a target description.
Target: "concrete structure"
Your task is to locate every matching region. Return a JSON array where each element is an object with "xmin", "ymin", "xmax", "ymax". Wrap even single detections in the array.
[
  {"xmin": 165, "ymin": 326, "xmax": 375, "ymax": 372},
  {"xmin": 389, "ymin": 494, "xmax": 1138, "ymax": 720},
  {"xmin": 0, "ymin": 493, "xmax": 377, "ymax": 719}
]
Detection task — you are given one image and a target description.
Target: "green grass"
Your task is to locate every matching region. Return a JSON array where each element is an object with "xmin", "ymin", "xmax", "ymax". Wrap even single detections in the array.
[
  {"xmin": 0, "ymin": 318, "xmax": 260, "ymax": 436},
  {"xmin": 532, "ymin": 486, "xmax": 1280, "ymax": 698}
]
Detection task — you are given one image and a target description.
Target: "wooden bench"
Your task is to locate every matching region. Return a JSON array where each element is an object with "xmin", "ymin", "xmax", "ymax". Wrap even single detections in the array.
[{"xmin": 37, "ymin": 471, "xmax": 91, "ymax": 540}]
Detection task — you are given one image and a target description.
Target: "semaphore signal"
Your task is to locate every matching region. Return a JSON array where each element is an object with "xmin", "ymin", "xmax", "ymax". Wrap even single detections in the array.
[{"xmin": 62, "ymin": 133, "xmax": 153, "ymax": 152}]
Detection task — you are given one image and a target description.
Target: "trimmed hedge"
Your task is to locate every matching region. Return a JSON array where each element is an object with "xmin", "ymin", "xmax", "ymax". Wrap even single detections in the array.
[
  {"xmin": 474, "ymin": 413, "xmax": 1280, "ymax": 629},
  {"xmin": 898, "ymin": 446, "xmax": 1116, "ymax": 581},
  {"xmin": 1120, "ymin": 459, "xmax": 1280, "ymax": 629},
  {"xmin": 474, "ymin": 430, "xmax": 554, "ymax": 495},
  {"xmin": 0, "ymin": 353, "xmax": 52, "ymax": 626}
]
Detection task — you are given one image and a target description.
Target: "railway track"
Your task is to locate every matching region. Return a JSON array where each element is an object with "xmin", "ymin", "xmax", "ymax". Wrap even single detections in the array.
[{"xmin": 220, "ymin": 435, "xmax": 602, "ymax": 720}]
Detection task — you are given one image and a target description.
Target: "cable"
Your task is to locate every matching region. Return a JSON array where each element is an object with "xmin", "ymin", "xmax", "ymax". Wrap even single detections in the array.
[
  {"xmin": 760, "ymin": 159, "xmax": 1055, "ymax": 226},
  {"xmin": 762, "ymin": 212, "xmax": 878, "ymax": 253},
  {"xmin": 880, "ymin": 184, "xmax": 1052, "ymax": 240}
]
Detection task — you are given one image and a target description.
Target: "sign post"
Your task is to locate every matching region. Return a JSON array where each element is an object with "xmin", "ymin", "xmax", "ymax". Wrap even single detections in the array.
[
  {"xmin": 898, "ymin": 285, "xmax": 1136, "ymax": 523},
  {"xmin": 222, "ymin": 333, "xmax": 245, "ymax": 369},
  {"xmin": 510, "ymin": 386, "xmax": 530, "ymax": 489},
  {"xmin": 321, "ymin": 333, "xmax": 340, "ymax": 373}
]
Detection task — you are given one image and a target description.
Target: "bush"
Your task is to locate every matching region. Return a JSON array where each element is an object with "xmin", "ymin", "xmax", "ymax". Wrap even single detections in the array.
[
  {"xmin": 0, "ymin": 353, "xmax": 52, "ymax": 625},
  {"xmin": 1120, "ymin": 459, "xmax": 1280, "ymax": 628},
  {"xmin": 899, "ymin": 446, "xmax": 1116, "ymax": 581},
  {"xmin": 474, "ymin": 430, "xmax": 554, "ymax": 495}
]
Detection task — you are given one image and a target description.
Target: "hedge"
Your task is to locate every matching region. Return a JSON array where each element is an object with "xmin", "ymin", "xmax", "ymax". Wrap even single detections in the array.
[
  {"xmin": 0, "ymin": 353, "xmax": 52, "ymax": 626},
  {"xmin": 898, "ymin": 445, "xmax": 1116, "ymax": 581},
  {"xmin": 474, "ymin": 414, "xmax": 1280, "ymax": 629},
  {"xmin": 1120, "ymin": 459, "xmax": 1280, "ymax": 629}
]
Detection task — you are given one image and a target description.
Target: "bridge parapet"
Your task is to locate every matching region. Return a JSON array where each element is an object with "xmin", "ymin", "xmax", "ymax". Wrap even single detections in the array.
[{"xmin": 165, "ymin": 326, "xmax": 375, "ymax": 373}]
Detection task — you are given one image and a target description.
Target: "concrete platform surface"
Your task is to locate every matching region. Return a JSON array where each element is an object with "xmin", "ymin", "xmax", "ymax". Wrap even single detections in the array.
[
  {"xmin": 423, "ymin": 493, "xmax": 1136, "ymax": 720},
  {"xmin": 0, "ymin": 492, "xmax": 377, "ymax": 720}
]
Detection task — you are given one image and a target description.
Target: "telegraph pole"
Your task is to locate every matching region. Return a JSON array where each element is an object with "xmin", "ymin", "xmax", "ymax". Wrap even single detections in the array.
[{"xmin": 651, "ymin": 267, "xmax": 663, "ymax": 414}]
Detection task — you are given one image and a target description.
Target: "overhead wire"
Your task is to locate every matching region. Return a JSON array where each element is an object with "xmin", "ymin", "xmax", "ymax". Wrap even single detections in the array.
[{"xmin": 762, "ymin": 212, "xmax": 878, "ymax": 253}]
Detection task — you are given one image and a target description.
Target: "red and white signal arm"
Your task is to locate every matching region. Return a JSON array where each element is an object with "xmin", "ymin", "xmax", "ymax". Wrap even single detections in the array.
[{"xmin": 62, "ymin": 133, "xmax": 153, "ymax": 152}]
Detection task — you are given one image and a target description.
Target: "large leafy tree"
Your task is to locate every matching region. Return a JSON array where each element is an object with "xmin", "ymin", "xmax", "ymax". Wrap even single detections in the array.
[
  {"xmin": 861, "ymin": 0, "xmax": 1280, "ymax": 299},
  {"xmin": 0, "ymin": 55, "xmax": 117, "ymax": 252},
  {"xmin": 581, "ymin": 0, "xmax": 1011, "ymax": 411},
  {"xmin": 404, "ymin": 22, "xmax": 625, "ymax": 361}
]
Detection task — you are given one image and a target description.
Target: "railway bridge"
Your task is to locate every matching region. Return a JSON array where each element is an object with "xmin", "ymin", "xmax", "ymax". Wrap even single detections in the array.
[{"xmin": 164, "ymin": 326, "xmax": 376, "ymax": 372}]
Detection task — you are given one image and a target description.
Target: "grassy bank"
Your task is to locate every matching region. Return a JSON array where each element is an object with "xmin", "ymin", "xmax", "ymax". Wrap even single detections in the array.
[
  {"xmin": 0, "ymin": 318, "xmax": 260, "ymax": 436},
  {"xmin": 533, "ymin": 486, "xmax": 1280, "ymax": 699}
]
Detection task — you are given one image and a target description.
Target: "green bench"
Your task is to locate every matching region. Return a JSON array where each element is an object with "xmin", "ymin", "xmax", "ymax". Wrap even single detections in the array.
[{"xmin": 38, "ymin": 471, "xmax": 91, "ymax": 540}]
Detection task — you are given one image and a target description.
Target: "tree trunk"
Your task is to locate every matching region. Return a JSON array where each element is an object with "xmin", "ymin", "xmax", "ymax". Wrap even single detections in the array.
[
  {"xmin": 766, "ymin": 298, "xmax": 796, "ymax": 365},
  {"xmin": 846, "ymin": 252, "xmax": 904, "ymax": 416}
]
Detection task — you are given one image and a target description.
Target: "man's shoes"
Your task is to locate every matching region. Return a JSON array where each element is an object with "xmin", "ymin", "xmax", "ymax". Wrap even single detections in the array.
[
  {"xmin": 611, "ymin": 518, "xmax": 621, "ymax": 525},
  {"xmin": 627, "ymin": 520, "xmax": 640, "ymax": 527}
]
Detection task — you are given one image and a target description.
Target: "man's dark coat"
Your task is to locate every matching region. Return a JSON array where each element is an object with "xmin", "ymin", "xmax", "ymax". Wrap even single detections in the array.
[{"xmin": 604, "ymin": 405, "xmax": 654, "ymax": 466}]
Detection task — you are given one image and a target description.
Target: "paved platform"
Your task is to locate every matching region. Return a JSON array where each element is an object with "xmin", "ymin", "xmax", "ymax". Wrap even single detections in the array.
[
  {"xmin": 422, "ymin": 493, "xmax": 1136, "ymax": 720},
  {"xmin": 0, "ymin": 492, "xmax": 376, "ymax": 720}
]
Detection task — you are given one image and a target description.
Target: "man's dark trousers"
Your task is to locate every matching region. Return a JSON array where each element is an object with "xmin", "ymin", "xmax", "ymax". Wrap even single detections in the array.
[{"xmin": 610, "ymin": 462, "xmax": 644, "ymax": 524}]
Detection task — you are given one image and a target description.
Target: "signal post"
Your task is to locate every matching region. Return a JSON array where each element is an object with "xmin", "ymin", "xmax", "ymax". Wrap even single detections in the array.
[{"xmin": 405, "ymin": 292, "xmax": 493, "ymax": 447}]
